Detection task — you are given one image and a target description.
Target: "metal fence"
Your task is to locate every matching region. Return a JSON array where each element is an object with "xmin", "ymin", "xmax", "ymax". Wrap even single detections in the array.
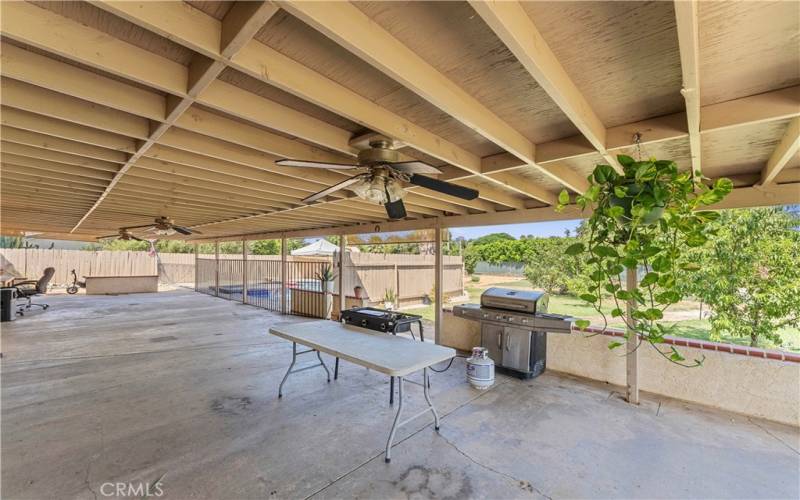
[
  {"xmin": 195, "ymin": 256, "xmax": 332, "ymax": 318},
  {"xmin": 244, "ymin": 259, "xmax": 282, "ymax": 312}
]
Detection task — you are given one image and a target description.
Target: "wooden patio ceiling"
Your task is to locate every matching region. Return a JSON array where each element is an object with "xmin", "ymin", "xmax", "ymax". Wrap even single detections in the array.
[{"xmin": 0, "ymin": 1, "xmax": 798, "ymax": 242}]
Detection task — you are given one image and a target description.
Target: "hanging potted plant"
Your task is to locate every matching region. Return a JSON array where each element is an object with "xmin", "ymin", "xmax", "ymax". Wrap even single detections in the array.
[
  {"xmin": 557, "ymin": 154, "xmax": 733, "ymax": 366},
  {"xmin": 315, "ymin": 264, "xmax": 337, "ymax": 320}
]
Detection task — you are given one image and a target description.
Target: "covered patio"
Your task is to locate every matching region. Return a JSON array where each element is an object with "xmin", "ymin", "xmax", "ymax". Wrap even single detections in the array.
[
  {"xmin": 1, "ymin": 1, "xmax": 799, "ymax": 498},
  {"xmin": 3, "ymin": 290, "xmax": 798, "ymax": 499}
]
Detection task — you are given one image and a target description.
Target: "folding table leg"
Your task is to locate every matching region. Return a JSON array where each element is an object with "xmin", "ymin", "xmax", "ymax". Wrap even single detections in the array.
[
  {"xmin": 384, "ymin": 367, "xmax": 441, "ymax": 463},
  {"xmin": 278, "ymin": 342, "xmax": 331, "ymax": 398},
  {"xmin": 385, "ymin": 376, "xmax": 403, "ymax": 463}
]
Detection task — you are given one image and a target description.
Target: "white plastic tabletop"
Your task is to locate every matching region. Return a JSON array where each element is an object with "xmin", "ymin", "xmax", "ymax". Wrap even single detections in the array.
[{"xmin": 269, "ymin": 320, "xmax": 455, "ymax": 377}]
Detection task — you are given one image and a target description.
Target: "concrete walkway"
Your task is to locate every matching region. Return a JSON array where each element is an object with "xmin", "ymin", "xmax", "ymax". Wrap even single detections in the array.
[{"xmin": 2, "ymin": 290, "xmax": 798, "ymax": 499}]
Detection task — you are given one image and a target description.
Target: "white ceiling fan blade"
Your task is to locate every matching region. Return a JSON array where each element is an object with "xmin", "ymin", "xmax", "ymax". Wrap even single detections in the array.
[
  {"xmin": 303, "ymin": 176, "xmax": 364, "ymax": 203},
  {"xmin": 390, "ymin": 161, "xmax": 442, "ymax": 175},
  {"xmin": 277, "ymin": 159, "xmax": 358, "ymax": 170}
]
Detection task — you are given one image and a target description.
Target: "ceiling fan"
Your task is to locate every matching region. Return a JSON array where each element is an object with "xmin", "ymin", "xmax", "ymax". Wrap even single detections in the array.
[
  {"xmin": 123, "ymin": 216, "xmax": 200, "ymax": 236},
  {"xmin": 276, "ymin": 139, "xmax": 479, "ymax": 219},
  {"xmin": 97, "ymin": 228, "xmax": 145, "ymax": 241}
]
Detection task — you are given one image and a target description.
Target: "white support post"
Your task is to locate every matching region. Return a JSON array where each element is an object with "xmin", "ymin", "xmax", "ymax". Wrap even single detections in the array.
[
  {"xmin": 214, "ymin": 241, "xmax": 220, "ymax": 297},
  {"xmin": 626, "ymin": 267, "xmax": 640, "ymax": 404},
  {"xmin": 394, "ymin": 264, "xmax": 400, "ymax": 305},
  {"xmin": 280, "ymin": 234, "xmax": 287, "ymax": 315},
  {"xmin": 242, "ymin": 239, "xmax": 248, "ymax": 304},
  {"xmin": 194, "ymin": 242, "xmax": 198, "ymax": 291},
  {"xmin": 434, "ymin": 219, "xmax": 443, "ymax": 345},
  {"xmin": 338, "ymin": 235, "xmax": 346, "ymax": 318}
]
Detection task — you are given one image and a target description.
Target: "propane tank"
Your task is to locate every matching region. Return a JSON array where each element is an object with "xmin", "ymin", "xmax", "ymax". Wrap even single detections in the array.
[{"xmin": 466, "ymin": 346, "xmax": 495, "ymax": 390}]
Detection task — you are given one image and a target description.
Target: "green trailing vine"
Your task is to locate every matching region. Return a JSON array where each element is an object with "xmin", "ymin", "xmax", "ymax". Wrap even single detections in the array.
[{"xmin": 557, "ymin": 154, "xmax": 733, "ymax": 366}]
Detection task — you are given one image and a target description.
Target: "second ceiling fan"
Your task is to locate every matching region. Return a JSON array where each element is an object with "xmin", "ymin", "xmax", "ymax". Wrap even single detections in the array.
[{"xmin": 276, "ymin": 139, "xmax": 479, "ymax": 219}]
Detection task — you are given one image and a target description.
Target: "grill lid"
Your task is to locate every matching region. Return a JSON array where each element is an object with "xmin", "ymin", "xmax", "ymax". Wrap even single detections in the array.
[{"xmin": 480, "ymin": 287, "xmax": 547, "ymax": 314}]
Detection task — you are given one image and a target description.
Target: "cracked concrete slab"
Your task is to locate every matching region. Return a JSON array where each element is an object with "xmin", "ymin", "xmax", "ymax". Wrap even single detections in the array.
[{"xmin": 2, "ymin": 290, "xmax": 797, "ymax": 499}]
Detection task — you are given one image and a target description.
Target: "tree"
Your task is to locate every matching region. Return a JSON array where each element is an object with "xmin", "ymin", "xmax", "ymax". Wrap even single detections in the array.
[
  {"xmin": 251, "ymin": 239, "xmax": 280, "ymax": 255},
  {"xmin": 469, "ymin": 232, "xmax": 515, "ymax": 246},
  {"xmin": 521, "ymin": 238, "xmax": 581, "ymax": 295},
  {"xmin": 0, "ymin": 236, "xmax": 24, "ymax": 248},
  {"xmin": 682, "ymin": 207, "xmax": 800, "ymax": 347}
]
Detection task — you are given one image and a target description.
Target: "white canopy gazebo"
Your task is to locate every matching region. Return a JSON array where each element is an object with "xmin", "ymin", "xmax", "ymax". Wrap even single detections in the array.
[{"xmin": 290, "ymin": 239, "xmax": 340, "ymax": 256}]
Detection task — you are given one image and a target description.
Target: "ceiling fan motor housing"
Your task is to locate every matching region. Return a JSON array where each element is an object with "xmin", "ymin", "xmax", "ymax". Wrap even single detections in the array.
[{"xmin": 358, "ymin": 143, "xmax": 399, "ymax": 165}]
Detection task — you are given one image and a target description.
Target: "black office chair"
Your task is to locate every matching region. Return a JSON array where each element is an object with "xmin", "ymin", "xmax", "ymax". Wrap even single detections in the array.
[{"xmin": 15, "ymin": 267, "xmax": 55, "ymax": 315}]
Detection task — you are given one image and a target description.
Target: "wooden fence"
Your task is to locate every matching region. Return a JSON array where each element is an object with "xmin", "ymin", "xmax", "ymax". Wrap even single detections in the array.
[{"xmin": 0, "ymin": 249, "xmax": 465, "ymax": 305}]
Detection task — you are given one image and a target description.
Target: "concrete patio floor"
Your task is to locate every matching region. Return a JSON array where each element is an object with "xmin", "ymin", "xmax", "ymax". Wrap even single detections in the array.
[{"xmin": 2, "ymin": 289, "xmax": 798, "ymax": 499}]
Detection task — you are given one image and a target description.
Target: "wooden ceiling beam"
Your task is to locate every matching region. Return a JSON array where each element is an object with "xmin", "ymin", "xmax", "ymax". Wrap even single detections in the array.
[
  {"xmin": 175, "ymin": 106, "xmax": 349, "ymax": 165},
  {"xmin": 0, "ymin": 107, "xmax": 137, "ymax": 153},
  {"xmin": 135, "ymin": 157, "xmax": 312, "ymax": 200},
  {"xmin": 0, "ymin": 164, "xmax": 109, "ymax": 188},
  {"xmin": 1, "ymin": 126, "xmax": 127, "ymax": 163},
  {"xmin": 0, "ymin": 1, "xmax": 286, "ymax": 233},
  {"xmin": 674, "ymin": 0, "xmax": 702, "ymax": 175},
  {"xmin": 760, "ymin": 117, "xmax": 800, "ymax": 186},
  {"xmin": 1, "ymin": 79, "xmax": 149, "ymax": 139},
  {"xmin": 197, "ymin": 81, "xmax": 357, "ymax": 156},
  {"xmin": 0, "ymin": 42, "xmax": 166, "ymax": 122},
  {"xmin": 279, "ymin": 1, "xmax": 588, "ymax": 194},
  {"xmin": 444, "ymin": 86, "xmax": 800, "ymax": 181},
  {"xmin": 0, "ymin": 152, "xmax": 118, "ymax": 175},
  {"xmin": 1, "ymin": 160, "xmax": 115, "ymax": 182},
  {"xmin": 1, "ymin": 2, "xmax": 188, "ymax": 96},
  {"xmin": 469, "ymin": 1, "xmax": 621, "ymax": 174},
  {"xmin": 0, "ymin": 5, "xmax": 530, "ymax": 218},
  {"xmin": 220, "ymin": 2, "xmax": 281, "ymax": 59},
  {"xmin": 0, "ymin": 172, "xmax": 106, "ymax": 194},
  {"xmin": 123, "ymin": 171, "xmax": 311, "ymax": 211},
  {"xmin": 232, "ymin": 42, "xmax": 564, "ymax": 203},
  {"xmin": 1, "ymin": 142, "xmax": 122, "ymax": 172},
  {"xmin": 89, "ymin": 0, "xmax": 221, "ymax": 59}
]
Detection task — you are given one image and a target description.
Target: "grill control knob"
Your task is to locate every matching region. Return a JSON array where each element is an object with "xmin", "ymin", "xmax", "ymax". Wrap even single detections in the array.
[
  {"xmin": 521, "ymin": 318, "xmax": 528, "ymax": 324},
  {"xmin": 495, "ymin": 315, "xmax": 501, "ymax": 320}
]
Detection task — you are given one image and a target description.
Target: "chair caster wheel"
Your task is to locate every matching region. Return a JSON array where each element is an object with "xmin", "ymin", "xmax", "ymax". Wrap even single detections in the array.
[
  {"xmin": 385, "ymin": 458, "xmax": 391, "ymax": 463},
  {"xmin": 278, "ymin": 394, "xmax": 283, "ymax": 399},
  {"xmin": 435, "ymin": 426, "xmax": 440, "ymax": 431}
]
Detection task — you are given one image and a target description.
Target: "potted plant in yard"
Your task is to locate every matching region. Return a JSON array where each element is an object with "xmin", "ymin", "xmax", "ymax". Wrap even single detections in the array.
[
  {"xmin": 557, "ymin": 154, "xmax": 733, "ymax": 366},
  {"xmin": 383, "ymin": 288, "xmax": 397, "ymax": 310},
  {"xmin": 353, "ymin": 285, "xmax": 364, "ymax": 299},
  {"xmin": 315, "ymin": 264, "xmax": 337, "ymax": 320}
]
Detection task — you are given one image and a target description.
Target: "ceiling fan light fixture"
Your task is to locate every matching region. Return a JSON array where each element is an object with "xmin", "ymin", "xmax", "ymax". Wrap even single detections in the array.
[
  {"xmin": 365, "ymin": 176, "xmax": 387, "ymax": 204},
  {"xmin": 385, "ymin": 178, "xmax": 406, "ymax": 203},
  {"xmin": 351, "ymin": 176, "xmax": 388, "ymax": 204}
]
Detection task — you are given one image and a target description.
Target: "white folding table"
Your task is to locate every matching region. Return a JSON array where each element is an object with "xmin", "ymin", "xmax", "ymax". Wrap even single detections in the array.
[{"xmin": 269, "ymin": 320, "xmax": 456, "ymax": 462}]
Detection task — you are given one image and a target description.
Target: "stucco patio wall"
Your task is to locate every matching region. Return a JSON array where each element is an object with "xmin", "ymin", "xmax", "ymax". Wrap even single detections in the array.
[{"xmin": 442, "ymin": 311, "xmax": 800, "ymax": 426}]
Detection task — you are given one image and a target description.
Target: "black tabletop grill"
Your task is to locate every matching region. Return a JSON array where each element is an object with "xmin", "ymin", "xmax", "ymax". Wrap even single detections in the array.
[
  {"xmin": 341, "ymin": 307, "xmax": 423, "ymax": 336},
  {"xmin": 453, "ymin": 287, "xmax": 574, "ymax": 379}
]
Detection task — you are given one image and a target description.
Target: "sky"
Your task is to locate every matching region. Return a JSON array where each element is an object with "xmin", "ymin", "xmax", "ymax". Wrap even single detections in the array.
[{"xmin": 449, "ymin": 219, "xmax": 583, "ymax": 239}]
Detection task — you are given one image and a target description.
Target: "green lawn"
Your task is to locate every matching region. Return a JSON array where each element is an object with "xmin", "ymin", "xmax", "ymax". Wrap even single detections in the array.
[{"xmin": 408, "ymin": 280, "xmax": 800, "ymax": 353}]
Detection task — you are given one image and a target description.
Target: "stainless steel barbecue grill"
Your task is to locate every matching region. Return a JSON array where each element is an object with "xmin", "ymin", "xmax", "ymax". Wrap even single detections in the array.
[{"xmin": 453, "ymin": 287, "xmax": 574, "ymax": 378}]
